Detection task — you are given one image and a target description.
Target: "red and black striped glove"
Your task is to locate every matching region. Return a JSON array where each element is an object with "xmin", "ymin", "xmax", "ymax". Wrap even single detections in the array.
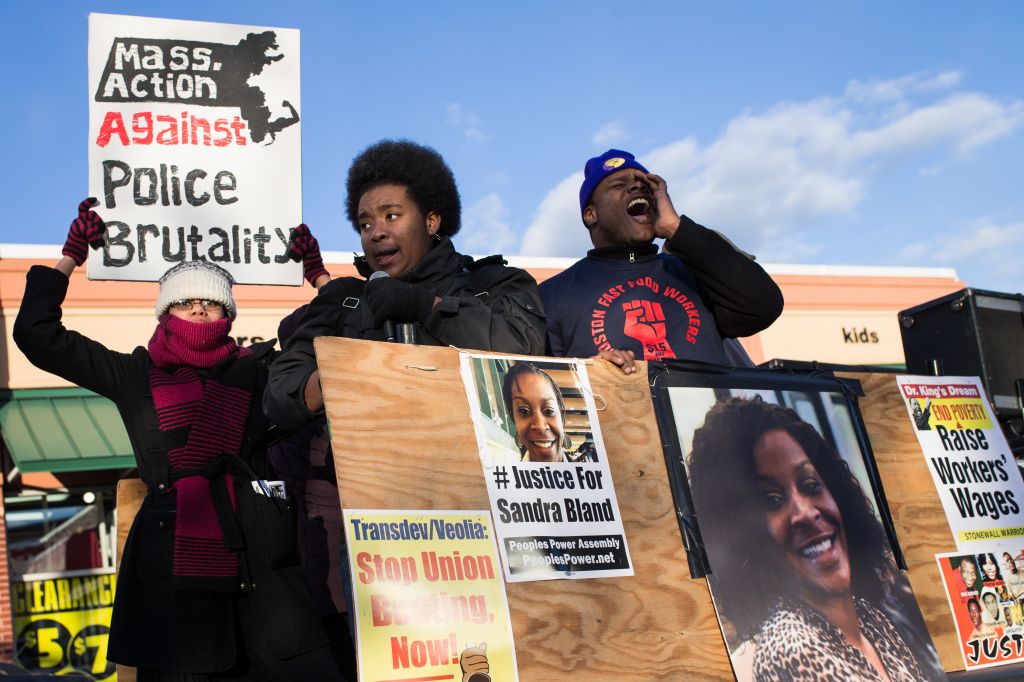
[
  {"xmin": 287, "ymin": 223, "xmax": 329, "ymax": 286},
  {"xmin": 62, "ymin": 198, "xmax": 106, "ymax": 265}
]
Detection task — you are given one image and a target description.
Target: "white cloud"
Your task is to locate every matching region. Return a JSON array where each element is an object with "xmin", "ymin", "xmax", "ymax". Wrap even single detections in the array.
[
  {"xmin": 844, "ymin": 70, "xmax": 962, "ymax": 103},
  {"xmin": 518, "ymin": 72, "xmax": 1024, "ymax": 261},
  {"xmin": 848, "ymin": 93, "xmax": 1024, "ymax": 159},
  {"xmin": 898, "ymin": 216, "xmax": 1024, "ymax": 291},
  {"xmin": 591, "ymin": 119, "xmax": 632, "ymax": 146},
  {"xmin": 519, "ymin": 172, "xmax": 589, "ymax": 257},
  {"xmin": 445, "ymin": 102, "xmax": 490, "ymax": 142},
  {"xmin": 460, "ymin": 193, "xmax": 517, "ymax": 255},
  {"xmin": 644, "ymin": 138, "xmax": 702, "ymax": 178},
  {"xmin": 922, "ymin": 71, "xmax": 965, "ymax": 92}
]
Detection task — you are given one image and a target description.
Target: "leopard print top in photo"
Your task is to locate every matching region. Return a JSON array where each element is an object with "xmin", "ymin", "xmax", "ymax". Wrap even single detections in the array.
[{"xmin": 752, "ymin": 597, "xmax": 925, "ymax": 681}]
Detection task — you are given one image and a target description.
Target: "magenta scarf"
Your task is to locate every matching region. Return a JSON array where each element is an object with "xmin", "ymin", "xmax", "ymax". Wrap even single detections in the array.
[
  {"xmin": 147, "ymin": 314, "xmax": 239, "ymax": 369},
  {"xmin": 147, "ymin": 314, "xmax": 255, "ymax": 586}
]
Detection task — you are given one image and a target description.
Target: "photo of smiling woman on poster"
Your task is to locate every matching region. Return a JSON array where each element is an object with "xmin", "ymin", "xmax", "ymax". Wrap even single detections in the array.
[
  {"xmin": 500, "ymin": 362, "xmax": 597, "ymax": 463},
  {"xmin": 463, "ymin": 356, "xmax": 606, "ymax": 467},
  {"xmin": 687, "ymin": 397, "xmax": 943, "ymax": 681},
  {"xmin": 979, "ymin": 552, "xmax": 1003, "ymax": 585}
]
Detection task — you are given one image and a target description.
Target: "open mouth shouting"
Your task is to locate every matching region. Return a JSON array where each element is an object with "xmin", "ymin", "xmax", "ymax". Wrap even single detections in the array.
[
  {"xmin": 372, "ymin": 247, "xmax": 399, "ymax": 270},
  {"xmin": 627, "ymin": 196, "xmax": 651, "ymax": 217},
  {"xmin": 624, "ymin": 190, "xmax": 657, "ymax": 225}
]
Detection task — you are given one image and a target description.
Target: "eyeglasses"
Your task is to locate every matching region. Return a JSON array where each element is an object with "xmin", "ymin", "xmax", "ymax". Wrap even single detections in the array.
[{"xmin": 169, "ymin": 299, "xmax": 225, "ymax": 313}]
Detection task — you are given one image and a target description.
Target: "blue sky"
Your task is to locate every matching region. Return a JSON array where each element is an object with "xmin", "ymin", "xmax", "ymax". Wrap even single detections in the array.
[{"xmin": 3, "ymin": 1, "xmax": 1023, "ymax": 291}]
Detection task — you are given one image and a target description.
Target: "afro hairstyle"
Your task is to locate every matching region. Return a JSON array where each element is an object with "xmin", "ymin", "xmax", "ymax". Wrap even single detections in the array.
[{"xmin": 345, "ymin": 139, "xmax": 461, "ymax": 237}]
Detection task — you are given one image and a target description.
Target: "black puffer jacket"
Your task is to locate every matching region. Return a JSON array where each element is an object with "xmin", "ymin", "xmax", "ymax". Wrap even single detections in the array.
[
  {"xmin": 13, "ymin": 265, "xmax": 327, "ymax": 672},
  {"xmin": 264, "ymin": 238, "xmax": 546, "ymax": 428}
]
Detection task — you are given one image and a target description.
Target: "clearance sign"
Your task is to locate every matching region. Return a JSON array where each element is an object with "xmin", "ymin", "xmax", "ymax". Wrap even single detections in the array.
[{"xmin": 13, "ymin": 570, "xmax": 117, "ymax": 680}]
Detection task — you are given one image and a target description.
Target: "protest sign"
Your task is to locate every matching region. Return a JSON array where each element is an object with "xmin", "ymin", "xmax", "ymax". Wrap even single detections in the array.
[
  {"xmin": 344, "ymin": 510, "xmax": 518, "ymax": 682},
  {"xmin": 897, "ymin": 376, "xmax": 1024, "ymax": 549},
  {"xmin": 12, "ymin": 569, "xmax": 117, "ymax": 680},
  {"xmin": 937, "ymin": 547, "xmax": 1024, "ymax": 670},
  {"xmin": 460, "ymin": 354, "xmax": 632, "ymax": 582},
  {"xmin": 88, "ymin": 13, "xmax": 302, "ymax": 284},
  {"xmin": 658, "ymin": 372, "xmax": 943, "ymax": 681}
]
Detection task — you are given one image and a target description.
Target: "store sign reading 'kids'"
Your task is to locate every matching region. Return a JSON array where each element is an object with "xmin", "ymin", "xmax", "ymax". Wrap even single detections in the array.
[{"xmin": 88, "ymin": 13, "xmax": 303, "ymax": 284}]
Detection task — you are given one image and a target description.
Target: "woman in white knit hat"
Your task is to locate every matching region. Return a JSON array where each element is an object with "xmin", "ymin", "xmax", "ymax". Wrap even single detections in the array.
[{"xmin": 14, "ymin": 199, "xmax": 349, "ymax": 681}]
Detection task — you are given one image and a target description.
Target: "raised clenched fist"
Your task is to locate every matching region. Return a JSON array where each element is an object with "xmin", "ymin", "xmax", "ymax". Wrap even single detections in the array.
[
  {"xmin": 286, "ymin": 223, "xmax": 329, "ymax": 286},
  {"xmin": 460, "ymin": 641, "xmax": 490, "ymax": 682},
  {"xmin": 62, "ymin": 198, "xmax": 107, "ymax": 265},
  {"xmin": 622, "ymin": 299, "xmax": 677, "ymax": 360}
]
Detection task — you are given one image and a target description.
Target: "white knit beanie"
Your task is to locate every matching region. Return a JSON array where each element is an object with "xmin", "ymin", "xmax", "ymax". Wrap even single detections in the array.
[{"xmin": 155, "ymin": 261, "xmax": 237, "ymax": 319}]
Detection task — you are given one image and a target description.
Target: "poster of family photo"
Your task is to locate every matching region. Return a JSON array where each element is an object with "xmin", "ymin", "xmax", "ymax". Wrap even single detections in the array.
[
  {"xmin": 460, "ymin": 354, "xmax": 632, "ymax": 582},
  {"xmin": 656, "ymin": 372, "xmax": 944, "ymax": 681}
]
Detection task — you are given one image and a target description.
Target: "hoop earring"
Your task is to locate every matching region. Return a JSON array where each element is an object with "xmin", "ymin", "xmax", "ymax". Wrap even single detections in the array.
[
  {"xmin": 432, "ymin": 232, "xmax": 443, "ymax": 242},
  {"xmin": 562, "ymin": 434, "xmax": 572, "ymax": 450}
]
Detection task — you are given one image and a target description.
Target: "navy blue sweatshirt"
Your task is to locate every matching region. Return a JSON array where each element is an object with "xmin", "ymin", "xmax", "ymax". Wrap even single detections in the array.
[{"xmin": 540, "ymin": 215, "xmax": 784, "ymax": 364}]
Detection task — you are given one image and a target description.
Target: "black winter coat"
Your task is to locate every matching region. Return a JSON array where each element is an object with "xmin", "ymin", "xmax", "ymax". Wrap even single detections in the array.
[
  {"xmin": 264, "ymin": 238, "xmax": 547, "ymax": 428},
  {"xmin": 13, "ymin": 265, "xmax": 326, "ymax": 672}
]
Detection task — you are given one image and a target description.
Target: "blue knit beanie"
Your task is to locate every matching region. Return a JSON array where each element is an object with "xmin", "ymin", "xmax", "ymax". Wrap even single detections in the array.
[{"xmin": 578, "ymin": 149, "xmax": 649, "ymax": 225}]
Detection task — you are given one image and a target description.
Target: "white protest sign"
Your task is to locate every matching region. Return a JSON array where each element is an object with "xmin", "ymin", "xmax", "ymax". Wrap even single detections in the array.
[
  {"xmin": 898, "ymin": 376, "xmax": 1024, "ymax": 550},
  {"xmin": 88, "ymin": 13, "xmax": 302, "ymax": 284},
  {"xmin": 460, "ymin": 353, "xmax": 633, "ymax": 582}
]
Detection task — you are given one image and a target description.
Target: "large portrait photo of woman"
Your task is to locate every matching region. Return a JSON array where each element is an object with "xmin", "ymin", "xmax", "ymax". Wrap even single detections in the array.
[{"xmin": 667, "ymin": 381, "xmax": 944, "ymax": 681}]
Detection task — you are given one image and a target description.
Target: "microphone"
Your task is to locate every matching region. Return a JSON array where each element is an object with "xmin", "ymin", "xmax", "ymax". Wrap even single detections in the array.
[
  {"xmin": 368, "ymin": 270, "xmax": 397, "ymax": 342},
  {"xmin": 396, "ymin": 323, "xmax": 418, "ymax": 345}
]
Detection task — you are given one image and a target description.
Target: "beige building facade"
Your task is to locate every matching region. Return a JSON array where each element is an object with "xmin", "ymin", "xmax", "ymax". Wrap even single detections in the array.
[
  {"xmin": 3, "ymin": 246, "xmax": 965, "ymax": 388},
  {"xmin": 0, "ymin": 243, "xmax": 966, "ymax": 669}
]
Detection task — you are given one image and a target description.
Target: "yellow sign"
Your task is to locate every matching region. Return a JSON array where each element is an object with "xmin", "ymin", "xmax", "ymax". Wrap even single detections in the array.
[
  {"xmin": 928, "ymin": 397, "xmax": 994, "ymax": 430},
  {"xmin": 901, "ymin": 381, "xmax": 993, "ymax": 430},
  {"xmin": 345, "ymin": 510, "xmax": 518, "ymax": 682},
  {"xmin": 956, "ymin": 526, "xmax": 1024, "ymax": 543},
  {"xmin": 12, "ymin": 571, "xmax": 117, "ymax": 681}
]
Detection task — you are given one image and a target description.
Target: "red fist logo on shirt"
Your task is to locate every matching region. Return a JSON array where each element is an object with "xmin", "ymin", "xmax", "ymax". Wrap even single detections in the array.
[{"xmin": 622, "ymin": 300, "xmax": 677, "ymax": 360}]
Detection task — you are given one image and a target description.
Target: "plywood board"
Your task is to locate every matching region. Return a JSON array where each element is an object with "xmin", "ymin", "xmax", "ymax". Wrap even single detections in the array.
[
  {"xmin": 115, "ymin": 478, "xmax": 145, "ymax": 682},
  {"xmin": 315, "ymin": 337, "xmax": 734, "ymax": 681},
  {"xmin": 838, "ymin": 371, "xmax": 962, "ymax": 671},
  {"xmin": 111, "ymin": 361, "xmax": 975, "ymax": 678}
]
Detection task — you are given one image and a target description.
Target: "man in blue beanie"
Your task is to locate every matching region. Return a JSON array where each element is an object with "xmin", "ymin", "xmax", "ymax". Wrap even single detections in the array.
[{"xmin": 540, "ymin": 149, "xmax": 783, "ymax": 367}]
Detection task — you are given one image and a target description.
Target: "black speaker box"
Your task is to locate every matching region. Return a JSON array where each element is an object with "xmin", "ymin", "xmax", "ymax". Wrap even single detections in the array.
[{"xmin": 899, "ymin": 288, "xmax": 1024, "ymax": 421}]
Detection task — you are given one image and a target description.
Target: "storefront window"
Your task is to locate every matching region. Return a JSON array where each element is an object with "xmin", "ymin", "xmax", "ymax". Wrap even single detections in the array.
[
  {"xmin": 7, "ymin": 491, "xmax": 115, "ymax": 577},
  {"xmin": 6, "ymin": 489, "xmax": 117, "ymax": 680}
]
